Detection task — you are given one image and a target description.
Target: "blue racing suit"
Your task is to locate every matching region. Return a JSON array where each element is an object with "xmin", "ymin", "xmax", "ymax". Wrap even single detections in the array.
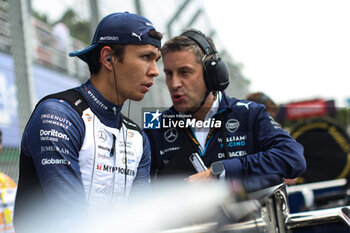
[
  {"xmin": 14, "ymin": 80, "xmax": 151, "ymax": 232},
  {"xmin": 145, "ymin": 92, "xmax": 306, "ymax": 190}
]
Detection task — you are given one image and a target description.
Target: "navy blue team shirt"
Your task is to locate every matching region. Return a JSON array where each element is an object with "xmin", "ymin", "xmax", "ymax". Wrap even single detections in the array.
[{"xmin": 145, "ymin": 91, "xmax": 306, "ymax": 190}]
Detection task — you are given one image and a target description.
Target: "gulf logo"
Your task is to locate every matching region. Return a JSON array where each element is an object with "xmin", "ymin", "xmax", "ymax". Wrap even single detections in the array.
[
  {"xmin": 85, "ymin": 113, "xmax": 92, "ymax": 122},
  {"xmin": 128, "ymin": 131, "xmax": 134, "ymax": 138}
]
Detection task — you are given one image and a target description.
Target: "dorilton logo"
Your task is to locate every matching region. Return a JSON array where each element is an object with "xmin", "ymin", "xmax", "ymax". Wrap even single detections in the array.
[
  {"xmin": 100, "ymin": 36, "xmax": 119, "ymax": 41},
  {"xmin": 40, "ymin": 129, "xmax": 70, "ymax": 140}
]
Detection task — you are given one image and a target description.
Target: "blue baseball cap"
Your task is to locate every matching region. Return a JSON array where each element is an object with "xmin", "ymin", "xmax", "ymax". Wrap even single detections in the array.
[{"xmin": 69, "ymin": 12, "xmax": 161, "ymax": 63}]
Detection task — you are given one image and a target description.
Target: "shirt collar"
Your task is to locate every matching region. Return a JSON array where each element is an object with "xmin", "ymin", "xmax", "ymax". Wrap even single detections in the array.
[
  {"xmin": 80, "ymin": 80, "xmax": 123, "ymax": 118},
  {"xmin": 204, "ymin": 91, "xmax": 222, "ymax": 121}
]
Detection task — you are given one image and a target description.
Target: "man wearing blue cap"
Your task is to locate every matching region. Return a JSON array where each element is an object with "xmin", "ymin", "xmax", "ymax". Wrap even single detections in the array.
[{"xmin": 14, "ymin": 12, "xmax": 162, "ymax": 232}]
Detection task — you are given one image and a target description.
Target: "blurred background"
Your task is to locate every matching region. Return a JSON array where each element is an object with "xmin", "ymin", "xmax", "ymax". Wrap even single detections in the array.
[{"xmin": 0, "ymin": 0, "xmax": 350, "ymax": 183}]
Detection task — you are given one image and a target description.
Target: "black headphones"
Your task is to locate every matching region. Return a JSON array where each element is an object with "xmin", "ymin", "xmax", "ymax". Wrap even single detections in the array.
[
  {"xmin": 181, "ymin": 30, "xmax": 230, "ymax": 91},
  {"xmin": 106, "ymin": 55, "xmax": 112, "ymax": 63}
]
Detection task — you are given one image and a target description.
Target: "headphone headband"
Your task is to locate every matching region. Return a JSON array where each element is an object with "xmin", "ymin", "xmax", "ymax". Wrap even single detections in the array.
[{"xmin": 181, "ymin": 30, "xmax": 215, "ymax": 55}]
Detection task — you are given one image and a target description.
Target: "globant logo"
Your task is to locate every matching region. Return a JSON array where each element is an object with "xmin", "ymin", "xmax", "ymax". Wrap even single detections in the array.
[
  {"xmin": 143, "ymin": 109, "xmax": 222, "ymax": 129},
  {"xmin": 41, "ymin": 158, "xmax": 70, "ymax": 165},
  {"xmin": 40, "ymin": 129, "xmax": 70, "ymax": 141}
]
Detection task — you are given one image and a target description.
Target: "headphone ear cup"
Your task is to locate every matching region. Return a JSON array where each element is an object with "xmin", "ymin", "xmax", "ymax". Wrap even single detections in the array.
[
  {"xmin": 181, "ymin": 29, "xmax": 230, "ymax": 91},
  {"xmin": 215, "ymin": 59, "xmax": 230, "ymax": 91},
  {"xmin": 204, "ymin": 58, "xmax": 230, "ymax": 91},
  {"xmin": 202, "ymin": 63, "xmax": 212, "ymax": 91}
]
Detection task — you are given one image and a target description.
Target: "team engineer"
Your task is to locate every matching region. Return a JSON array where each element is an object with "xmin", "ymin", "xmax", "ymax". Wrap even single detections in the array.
[{"xmin": 145, "ymin": 29, "xmax": 306, "ymax": 190}]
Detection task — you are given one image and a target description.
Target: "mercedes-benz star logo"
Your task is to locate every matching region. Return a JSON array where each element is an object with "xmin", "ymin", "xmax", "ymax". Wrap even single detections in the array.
[
  {"xmin": 98, "ymin": 130, "xmax": 107, "ymax": 142},
  {"xmin": 164, "ymin": 128, "xmax": 178, "ymax": 143}
]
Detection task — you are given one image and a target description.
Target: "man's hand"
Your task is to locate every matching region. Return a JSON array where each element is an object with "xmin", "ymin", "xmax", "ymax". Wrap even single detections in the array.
[{"xmin": 185, "ymin": 169, "xmax": 215, "ymax": 183}]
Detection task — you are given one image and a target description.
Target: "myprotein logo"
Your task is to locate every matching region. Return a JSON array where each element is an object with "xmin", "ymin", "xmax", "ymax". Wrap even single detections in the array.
[
  {"xmin": 96, "ymin": 164, "xmax": 135, "ymax": 176},
  {"xmin": 86, "ymin": 89, "xmax": 108, "ymax": 110}
]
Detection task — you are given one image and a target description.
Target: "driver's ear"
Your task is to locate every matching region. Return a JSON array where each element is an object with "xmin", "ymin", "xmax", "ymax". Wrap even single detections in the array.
[{"xmin": 100, "ymin": 46, "xmax": 113, "ymax": 70}]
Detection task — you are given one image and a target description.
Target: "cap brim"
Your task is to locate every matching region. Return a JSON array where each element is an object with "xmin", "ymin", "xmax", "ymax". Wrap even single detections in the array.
[{"xmin": 69, "ymin": 44, "xmax": 99, "ymax": 63}]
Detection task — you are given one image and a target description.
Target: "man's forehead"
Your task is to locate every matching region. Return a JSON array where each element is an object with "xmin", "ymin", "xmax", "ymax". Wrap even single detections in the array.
[
  {"xmin": 163, "ymin": 60, "xmax": 201, "ymax": 72},
  {"xmin": 163, "ymin": 50, "xmax": 199, "ymax": 65},
  {"xmin": 126, "ymin": 43, "xmax": 160, "ymax": 52},
  {"xmin": 163, "ymin": 49, "xmax": 194, "ymax": 56}
]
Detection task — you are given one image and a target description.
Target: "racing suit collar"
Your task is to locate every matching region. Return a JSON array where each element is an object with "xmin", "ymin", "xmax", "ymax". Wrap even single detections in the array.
[
  {"xmin": 216, "ymin": 91, "xmax": 232, "ymax": 114},
  {"xmin": 81, "ymin": 80, "xmax": 123, "ymax": 118}
]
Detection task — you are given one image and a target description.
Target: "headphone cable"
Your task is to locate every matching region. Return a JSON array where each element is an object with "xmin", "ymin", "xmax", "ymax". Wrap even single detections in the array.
[{"xmin": 111, "ymin": 59, "xmax": 129, "ymax": 200}]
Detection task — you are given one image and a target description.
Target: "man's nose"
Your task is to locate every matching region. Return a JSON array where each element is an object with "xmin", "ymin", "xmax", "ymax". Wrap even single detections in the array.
[
  {"xmin": 171, "ymin": 73, "xmax": 182, "ymax": 89},
  {"xmin": 148, "ymin": 61, "xmax": 159, "ymax": 78}
]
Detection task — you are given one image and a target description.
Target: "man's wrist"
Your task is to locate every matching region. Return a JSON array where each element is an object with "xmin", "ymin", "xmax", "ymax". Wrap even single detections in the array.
[{"xmin": 210, "ymin": 161, "xmax": 225, "ymax": 178}]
